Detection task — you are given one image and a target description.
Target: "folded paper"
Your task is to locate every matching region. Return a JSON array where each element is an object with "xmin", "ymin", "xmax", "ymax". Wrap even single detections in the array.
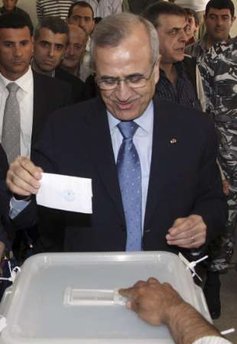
[{"xmin": 36, "ymin": 173, "xmax": 92, "ymax": 213}]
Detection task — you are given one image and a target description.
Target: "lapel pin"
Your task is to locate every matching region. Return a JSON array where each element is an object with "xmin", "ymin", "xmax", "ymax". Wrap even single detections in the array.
[{"xmin": 170, "ymin": 138, "xmax": 177, "ymax": 144}]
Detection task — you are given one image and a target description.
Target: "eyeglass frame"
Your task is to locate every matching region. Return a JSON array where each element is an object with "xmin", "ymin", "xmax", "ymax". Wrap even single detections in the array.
[{"xmin": 95, "ymin": 60, "xmax": 157, "ymax": 91}]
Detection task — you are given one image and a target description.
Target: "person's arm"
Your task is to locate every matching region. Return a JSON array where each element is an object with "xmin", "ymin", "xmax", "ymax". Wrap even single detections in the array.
[
  {"xmin": 5, "ymin": 157, "xmax": 42, "ymax": 229},
  {"xmin": 119, "ymin": 278, "xmax": 225, "ymax": 344}
]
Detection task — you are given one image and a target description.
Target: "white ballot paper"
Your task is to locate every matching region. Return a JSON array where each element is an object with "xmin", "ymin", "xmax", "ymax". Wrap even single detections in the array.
[{"xmin": 36, "ymin": 173, "xmax": 92, "ymax": 213}]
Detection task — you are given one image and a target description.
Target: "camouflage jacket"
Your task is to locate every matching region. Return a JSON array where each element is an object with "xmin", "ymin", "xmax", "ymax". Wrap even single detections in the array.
[{"xmin": 198, "ymin": 37, "xmax": 237, "ymax": 185}]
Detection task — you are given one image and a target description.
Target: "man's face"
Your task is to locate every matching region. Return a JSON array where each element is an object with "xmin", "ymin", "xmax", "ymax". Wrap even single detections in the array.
[
  {"xmin": 94, "ymin": 24, "xmax": 159, "ymax": 121},
  {"xmin": 33, "ymin": 28, "xmax": 68, "ymax": 72},
  {"xmin": 68, "ymin": 5, "xmax": 95, "ymax": 35},
  {"xmin": 205, "ymin": 8, "xmax": 235, "ymax": 43},
  {"xmin": 186, "ymin": 15, "xmax": 198, "ymax": 40},
  {"xmin": 62, "ymin": 25, "xmax": 87, "ymax": 70},
  {"xmin": 156, "ymin": 14, "xmax": 188, "ymax": 64},
  {"xmin": 0, "ymin": 27, "xmax": 33, "ymax": 80},
  {"xmin": 2, "ymin": 0, "xmax": 17, "ymax": 11}
]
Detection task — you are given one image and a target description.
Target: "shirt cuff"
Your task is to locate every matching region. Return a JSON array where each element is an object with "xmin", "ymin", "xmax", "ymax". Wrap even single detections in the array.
[
  {"xmin": 193, "ymin": 336, "xmax": 232, "ymax": 344},
  {"xmin": 9, "ymin": 196, "xmax": 31, "ymax": 219}
]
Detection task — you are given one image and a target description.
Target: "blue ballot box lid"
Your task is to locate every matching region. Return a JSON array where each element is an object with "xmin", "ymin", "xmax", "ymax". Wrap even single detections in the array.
[{"xmin": 0, "ymin": 251, "xmax": 210, "ymax": 344}]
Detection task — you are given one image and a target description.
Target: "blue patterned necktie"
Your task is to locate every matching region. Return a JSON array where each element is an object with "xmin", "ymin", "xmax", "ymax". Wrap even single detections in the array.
[{"xmin": 117, "ymin": 121, "xmax": 142, "ymax": 251}]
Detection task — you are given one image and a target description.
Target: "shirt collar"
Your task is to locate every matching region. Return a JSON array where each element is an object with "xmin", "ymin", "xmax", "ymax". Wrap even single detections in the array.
[
  {"xmin": 107, "ymin": 100, "xmax": 154, "ymax": 134},
  {"xmin": 199, "ymin": 34, "xmax": 232, "ymax": 51},
  {"xmin": 160, "ymin": 62, "xmax": 184, "ymax": 79},
  {"xmin": 0, "ymin": 66, "xmax": 33, "ymax": 92}
]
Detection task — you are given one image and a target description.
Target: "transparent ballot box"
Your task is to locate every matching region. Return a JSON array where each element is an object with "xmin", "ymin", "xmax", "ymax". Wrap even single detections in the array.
[{"xmin": 0, "ymin": 252, "xmax": 210, "ymax": 344}]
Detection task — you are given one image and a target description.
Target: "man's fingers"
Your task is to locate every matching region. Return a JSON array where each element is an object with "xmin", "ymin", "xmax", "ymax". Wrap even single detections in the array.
[
  {"xmin": 7, "ymin": 169, "xmax": 38, "ymax": 195},
  {"xmin": 6, "ymin": 156, "xmax": 43, "ymax": 195},
  {"xmin": 166, "ymin": 215, "xmax": 206, "ymax": 248},
  {"xmin": 166, "ymin": 232, "xmax": 206, "ymax": 248}
]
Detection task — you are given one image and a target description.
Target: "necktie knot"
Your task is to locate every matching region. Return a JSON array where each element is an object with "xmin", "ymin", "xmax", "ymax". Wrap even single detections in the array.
[
  {"xmin": 7, "ymin": 82, "xmax": 19, "ymax": 94},
  {"xmin": 118, "ymin": 121, "xmax": 139, "ymax": 140}
]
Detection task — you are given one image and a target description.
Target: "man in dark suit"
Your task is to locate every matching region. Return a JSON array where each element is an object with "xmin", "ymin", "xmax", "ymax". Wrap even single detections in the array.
[
  {"xmin": 0, "ymin": 13, "xmax": 72, "ymax": 258},
  {"xmin": 32, "ymin": 16, "xmax": 86, "ymax": 103},
  {"xmin": 7, "ymin": 13, "xmax": 227, "ymax": 257}
]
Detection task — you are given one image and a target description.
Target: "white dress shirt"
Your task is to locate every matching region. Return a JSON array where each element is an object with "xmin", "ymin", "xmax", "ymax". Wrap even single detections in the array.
[
  {"xmin": 0, "ymin": 67, "xmax": 34, "ymax": 157},
  {"xmin": 108, "ymin": 101, "xmax": 154, "ymax": 229}
]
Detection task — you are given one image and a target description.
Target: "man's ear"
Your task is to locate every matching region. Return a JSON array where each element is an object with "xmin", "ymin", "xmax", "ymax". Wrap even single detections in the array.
[
  {"xmin": 231, "ymin": 15, "xmax": 236, "ymax": 26},
  {"xmin": 31, "ymin": 36, "xmax": 34, "ymax": 54},
  {"xmin": 154, "ymin": 55, "xmax": 161, "ymax": 84}
]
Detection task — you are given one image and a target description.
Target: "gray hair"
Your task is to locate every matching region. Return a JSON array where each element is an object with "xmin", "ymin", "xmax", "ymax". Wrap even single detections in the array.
[{"xmin": 90, "ymin": 12, "xmax": 159, "ymax": 69}]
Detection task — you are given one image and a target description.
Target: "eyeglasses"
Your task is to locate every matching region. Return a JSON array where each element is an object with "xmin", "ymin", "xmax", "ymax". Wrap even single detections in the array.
[{"xmin": 95, "ymin": 62, "xmax": 156, "ymax": 91}]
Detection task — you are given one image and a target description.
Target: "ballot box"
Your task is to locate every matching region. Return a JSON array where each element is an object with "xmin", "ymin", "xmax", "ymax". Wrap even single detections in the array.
[{"xmin": 0, "ymin": 252, "xmax": 210, "ymax": 344}]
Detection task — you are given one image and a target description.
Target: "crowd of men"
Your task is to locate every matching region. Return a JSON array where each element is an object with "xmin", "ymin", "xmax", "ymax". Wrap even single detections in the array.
[{"xmin": 0, "ymin": 0, "xmax": 236, "ymax": 343}]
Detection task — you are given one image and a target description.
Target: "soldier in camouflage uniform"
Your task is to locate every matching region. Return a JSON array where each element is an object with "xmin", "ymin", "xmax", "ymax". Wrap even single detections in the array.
[
  {"xmin": 187, "ymin": 0, "xmax": 236, "ymax": 319},
  {"xmin": 198, "ymin": 37, "xmax": 237, "ymax": 272}
]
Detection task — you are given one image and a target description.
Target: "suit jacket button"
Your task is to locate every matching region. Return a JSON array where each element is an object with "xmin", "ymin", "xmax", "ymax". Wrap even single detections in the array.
[{"xmin": 144, "ymin": 228, "xmax": 151, "ymax": 233}]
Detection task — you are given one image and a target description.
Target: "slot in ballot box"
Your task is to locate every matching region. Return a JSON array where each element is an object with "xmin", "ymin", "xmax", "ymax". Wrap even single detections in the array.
[{"xmin": 0, "ymin": 252, "xmax": 211, "ymax": 343}]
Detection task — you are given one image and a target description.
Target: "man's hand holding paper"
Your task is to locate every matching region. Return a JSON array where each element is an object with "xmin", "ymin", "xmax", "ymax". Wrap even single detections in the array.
[{"xmin": 7, "ymin": 157, "xmax": 92, "ymax": 214}]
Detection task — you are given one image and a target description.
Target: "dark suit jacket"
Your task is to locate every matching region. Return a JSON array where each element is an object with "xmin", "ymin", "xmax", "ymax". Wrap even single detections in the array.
[
  {"xmin": 31, "ymin": 71, "xmax": 72, "ymax": 146},
  {"xmin": 0, "ymin": 71, "xmax": 73, "ymax": 247},
  {"xmin": 14, "ymin": 96, "xmax": 227, "ymax": 255},
  {"xmin": 55, "ymin": 68, "xmax": 86, "ymax": 103},
  {"xmin": 0, "ymin": 145, "xmax": 11, "ymax": 247}
]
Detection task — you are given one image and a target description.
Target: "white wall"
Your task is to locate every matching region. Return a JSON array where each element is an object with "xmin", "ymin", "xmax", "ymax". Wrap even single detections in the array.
[
  {"xmin": 18, "ymin": 0, "xmax": 38, "ymax": 27},
  {"xmin": 231, "ymin": 0, "xmax": 237, "ymax": 36}
]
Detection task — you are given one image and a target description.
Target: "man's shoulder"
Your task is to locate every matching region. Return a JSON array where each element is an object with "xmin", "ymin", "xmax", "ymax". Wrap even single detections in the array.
[
  {"xmin": 154, "ymin": 99, "xmax": 216, "ymax": 145},
  {"xmin": 50, "ymin": 96, "xmax": 104, "ymax": 121},
  {"xmin": 154, "ymin": 98, "xmax": 211, "ymax": 125},
  {"xmin": 41, "ymin": 96, "xmax": 106, "ymax": 138},
  {"xmin": 33, "ymin": 71, "xmax": 73, "ymax": 106},
  {"xmin": 185, "ymin": 39, "xmax": 205, "ymax": 58},
  {"xmin": 55, "ymin": 68, "xmax": 85, "ymax": 87},
  {"xmin": 33, "ymin": 71, "xmax": 72, "ymax": 92}
]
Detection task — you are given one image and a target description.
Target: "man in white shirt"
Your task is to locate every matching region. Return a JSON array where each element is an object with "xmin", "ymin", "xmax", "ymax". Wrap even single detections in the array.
[
  {"xmin": 0, "ymin": 13, "xmax": 72, "ymax": 161},
  {"xmin": 0, "ymin": 12, "xmax": 72, "ymax": 260}
]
